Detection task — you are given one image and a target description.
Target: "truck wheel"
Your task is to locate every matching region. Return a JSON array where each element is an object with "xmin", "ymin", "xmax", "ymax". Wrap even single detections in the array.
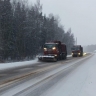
[
  {"xmin": 62, "ymin": 54, "xmax": 66, "ymax": 60},
  {"xmin": 53, "ymin": 57, "xmax": 57, "ymax": 62},
  {"xmin": 65, "ymin": 56, "xmax": 67, "ymax": 59}
]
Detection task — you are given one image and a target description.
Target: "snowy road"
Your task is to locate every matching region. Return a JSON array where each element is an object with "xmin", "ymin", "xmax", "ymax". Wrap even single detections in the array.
[{"xmin": 0, "ymin": 53, "xmax": 95, "ymax": 96}]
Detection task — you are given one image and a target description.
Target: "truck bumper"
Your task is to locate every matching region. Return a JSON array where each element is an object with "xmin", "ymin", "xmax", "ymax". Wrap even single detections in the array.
[
  {"xmin": 72, "ymin": 53, "xmax": 81, "ymax": 57},
  {"xmin": 38, "ymin": 55, "xmax": 57, "ymax": 61}
]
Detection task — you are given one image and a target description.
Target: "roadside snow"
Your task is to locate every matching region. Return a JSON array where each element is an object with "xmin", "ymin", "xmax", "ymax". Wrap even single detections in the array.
[
  {"xmin": 67, "ymin": 55, "xmax": 72, "ymax": 57},
  {"xmin": 0, "ymin": 58, "xmax": 38, "ymax": 71},
  {"xmin": 0, "ymin": 55, "xmax": 72, "ymax": 71}
]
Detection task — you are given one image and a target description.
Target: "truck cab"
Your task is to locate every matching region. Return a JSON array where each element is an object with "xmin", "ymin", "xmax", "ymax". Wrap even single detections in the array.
[
  {"xmin": 38, "ymin": 41, "xmax": 67, "ymax": 61},
  {"xmin": 71, "ymin": 45, "xmax": 83, "ymax": 57}
]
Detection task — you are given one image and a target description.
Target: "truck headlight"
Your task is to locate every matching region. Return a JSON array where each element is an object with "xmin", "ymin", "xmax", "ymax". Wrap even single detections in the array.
[
  {"xmin": 83, "ymin": 53, "xmax": 86, "ymax": 55},
  {"xmin": 54, "ymin": 54, "xmax": 57, "ymax": 57},
  {"xmin": 78, "ymin": 53, "xmax": 80, "ymax": 55},
  {"xmin": 44, "ymin": 48, "xmax": 47, "ymax": 51},
  {"xmin": 52, "ymin": 47, "xmax": 56, "ymax": 50}
]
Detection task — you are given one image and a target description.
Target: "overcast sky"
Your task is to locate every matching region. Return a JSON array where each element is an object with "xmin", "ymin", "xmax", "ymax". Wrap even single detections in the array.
[{"xmin": 28, "ymin": 0, "xmax": 96, "ymax": 45}]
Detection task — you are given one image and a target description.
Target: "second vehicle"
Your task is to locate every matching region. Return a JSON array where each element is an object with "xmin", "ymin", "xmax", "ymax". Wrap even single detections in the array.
[{"xmin": 71, "ymin": 45, "xmax": 83, "ymax": 57}]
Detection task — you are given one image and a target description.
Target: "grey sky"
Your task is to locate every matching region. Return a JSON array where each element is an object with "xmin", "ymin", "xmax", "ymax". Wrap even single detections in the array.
[{"xmin": 28, "ymin": 0, "xmax": 96, "ymax": 45}]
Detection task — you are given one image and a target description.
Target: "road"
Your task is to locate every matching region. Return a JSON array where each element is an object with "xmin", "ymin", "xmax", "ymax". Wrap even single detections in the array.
[{"xmin": 0, "ymin": 53, "xmax": 95, "ymax": 96}]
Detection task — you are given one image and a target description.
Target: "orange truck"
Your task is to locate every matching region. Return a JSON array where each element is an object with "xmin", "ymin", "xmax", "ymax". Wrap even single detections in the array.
[{"xmin": 38, "ymin": 41, "xmax": 67, "ymax": 61}]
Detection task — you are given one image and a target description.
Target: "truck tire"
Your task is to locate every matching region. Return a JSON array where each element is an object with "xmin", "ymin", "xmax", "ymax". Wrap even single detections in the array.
[
  {"xmin": 53, "ymin": 57, "xmax": 58, "ymax": 62},
  {"xmin": 62, "ymin": 54, "xmax": 65, "ymax": 59},
  {"xmin": 65, "ymin": 54, "xmax": 67, "ymax": 59}
]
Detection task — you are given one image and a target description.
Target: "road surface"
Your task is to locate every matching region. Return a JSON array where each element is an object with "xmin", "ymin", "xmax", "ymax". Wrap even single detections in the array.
[{"xmin": 0, "ymin": 53, "xmax": 95, "ymax": 96}]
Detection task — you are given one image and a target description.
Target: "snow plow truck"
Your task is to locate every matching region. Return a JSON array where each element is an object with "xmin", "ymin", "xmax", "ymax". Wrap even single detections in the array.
[
  {"xmin": 38, "ymin": 41, "xmax": 67, "ymax": 61},
  {"xmin": 71, "ymin": 45, "xmax": 83, "ymax": 57}
]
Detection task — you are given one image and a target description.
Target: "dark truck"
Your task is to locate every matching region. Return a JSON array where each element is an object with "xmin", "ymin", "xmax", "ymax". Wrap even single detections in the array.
[
  {"xmin": 71, "ymin": 45, "xmax": 83, "ymax": 57},
  {"xmin": 38, "ymin": 41, "xmax": 67, "ymax": 61}
]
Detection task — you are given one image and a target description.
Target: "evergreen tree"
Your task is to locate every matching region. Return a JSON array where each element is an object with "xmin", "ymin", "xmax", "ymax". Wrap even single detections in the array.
[
  {"xmin": 0, "ymin": 0, "xmax": 15, "ymax": 59},
  {"xmin": 0, "ymin": 0, "xmax": 75, "ymax": 61}
]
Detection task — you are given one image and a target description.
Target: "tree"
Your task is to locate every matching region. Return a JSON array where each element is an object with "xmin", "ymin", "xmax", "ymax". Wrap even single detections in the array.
[
  {"xmin": 0, "ymin": 0, "xmax": 75, "ymax": 61},
  {"xmin": 62, "ymin": 28, "xmax": 75, "ymax": 54},
  {"xmin": 0, "ymin": 0, "xmax": 15, "ymax": 59}
]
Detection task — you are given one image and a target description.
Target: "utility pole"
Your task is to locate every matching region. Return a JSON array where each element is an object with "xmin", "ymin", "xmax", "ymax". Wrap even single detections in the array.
[{"xmin": 76, "ymin": 37, "xmax": 77, "ymax": 45}]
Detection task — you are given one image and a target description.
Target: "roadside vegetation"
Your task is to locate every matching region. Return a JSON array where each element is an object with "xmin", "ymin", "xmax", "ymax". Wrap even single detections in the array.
[{"xmin": 0, "ymin": 0, "xmax": 75, "ymax": 61}]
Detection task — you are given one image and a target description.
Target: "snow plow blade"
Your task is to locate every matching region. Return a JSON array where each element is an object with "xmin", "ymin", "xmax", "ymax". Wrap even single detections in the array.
[{"xmin": 38, "ymin": 55, "xmax": 57, "ymax": 61}]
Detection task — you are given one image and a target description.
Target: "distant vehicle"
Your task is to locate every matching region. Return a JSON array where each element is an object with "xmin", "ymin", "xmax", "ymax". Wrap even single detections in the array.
[
  {"xmin": 38, "ymin": 41, "xmax": 67, "ymax": 61},
  {"xmin": 71, "ymin": 45, "xmax": 83, "ymax": 57}
]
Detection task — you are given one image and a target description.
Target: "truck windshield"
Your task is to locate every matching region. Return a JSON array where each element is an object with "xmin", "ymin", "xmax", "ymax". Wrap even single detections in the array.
[
  {"xmin": 71, "ymin": 47, "xmax": 80, "ymax": 51},
  {"xmin": 44, "ymin": 44, "xmax": 57, "ymax": 49}
]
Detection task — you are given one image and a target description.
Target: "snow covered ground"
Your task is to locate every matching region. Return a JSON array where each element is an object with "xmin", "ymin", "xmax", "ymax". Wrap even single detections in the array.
[
  {"xmin": 0, "ymin": 58, "xmax": 38, "ymax": 71},
  {"xmin": 0, "ymin": 55, "xmax": 72, "ymax": 71}
]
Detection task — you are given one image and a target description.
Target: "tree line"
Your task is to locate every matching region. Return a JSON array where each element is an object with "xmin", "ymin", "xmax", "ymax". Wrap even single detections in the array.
[
  {"xmin": 0, "ymin": 0, "xmax": 75, "ymax": 61},
  {"xmin": 83, "ymin": 45, "xmax": 96, "ymax": 52}
]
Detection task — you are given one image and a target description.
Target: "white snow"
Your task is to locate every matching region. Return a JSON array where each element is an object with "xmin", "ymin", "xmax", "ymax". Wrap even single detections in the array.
[
  {"xmin": 0, "ymin": 58, "xmax": 38, "ymax": 71},
  {"xmin": 0, "ymin": 55, "xmax": 72, "ymax": 71}
]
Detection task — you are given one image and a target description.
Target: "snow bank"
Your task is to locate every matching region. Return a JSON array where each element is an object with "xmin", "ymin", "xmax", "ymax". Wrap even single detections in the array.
[
  {"xmin": 0, "ymin": 55, "xmax": 72, "ymax": 71},
  {"xmin": 0, "ymin": 58, "xmax": 38, "ymax": 70}
]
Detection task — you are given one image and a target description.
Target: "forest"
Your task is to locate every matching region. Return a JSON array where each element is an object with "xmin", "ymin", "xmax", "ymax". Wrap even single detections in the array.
[{"xmin": 0, "ymin": 0, "xmax": 75, "ymax": 61}]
